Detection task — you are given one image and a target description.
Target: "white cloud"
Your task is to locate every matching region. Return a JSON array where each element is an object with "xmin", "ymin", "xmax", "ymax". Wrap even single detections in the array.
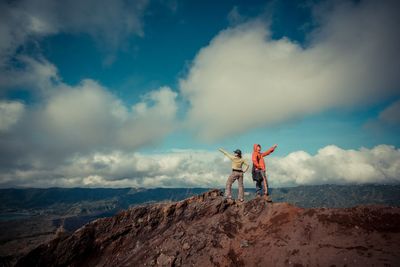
[
  {"xmin": 0, "ymin": 150, "xmax": 228, "ymax": 188},
  {"xmin": 0, "ymin": 51, "xmax": 174, "ymax": 173},
  {"xmin": 0, "ymin": 77, "xmax": 178, "ymax": 172},
  {"xmin": 0, "ymin": 101, "xmax": 25, "ymax": 132},
  {"xmin": 117, "ymin": 86, "xmax": 178, "ymax": 148},
  {"xmin": 270, "ymin": 145, "xmax": 400, "ymax": 186},
  {"xmin": 40, "ymin": 79, "xmax": 130, "ymax": 150},
  {"xmin": 0, "ymin": 0, "xmax": 180, "ymax": 183},
  {"xmin": 180, "ymin": 0, "xmax": 400, "ymax": 141},
  {"xmin": 0, "ymin": 56, "xmax": 59, "ymax": 94},
  {"xmin": 1, "ymin": 145, "xmax": 398, "ymax": 188},
  {"xmin": 0, "ymin": 0, "xmax": 148, "ymax": 62}
]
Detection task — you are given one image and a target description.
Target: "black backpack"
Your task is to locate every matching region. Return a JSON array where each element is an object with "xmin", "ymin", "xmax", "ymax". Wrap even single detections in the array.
[{"xmin": 251, "ymin": 155, "xmax": 262, "ymax": 182}]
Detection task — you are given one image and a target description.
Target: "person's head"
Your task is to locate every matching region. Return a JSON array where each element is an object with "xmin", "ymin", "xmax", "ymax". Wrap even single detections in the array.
[
  {"xmin": 256, "ymin": 144, "xmax": 261, "ymax": 152},
  {"xmin": 234, "ymin": 149, "xmax": 242, "ymax": 158}
]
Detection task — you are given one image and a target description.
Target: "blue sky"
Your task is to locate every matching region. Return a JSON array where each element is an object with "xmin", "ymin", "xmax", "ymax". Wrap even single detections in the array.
[{"xmin": 0, "ymin": 0, "xmax": 399, "ymax": 188}]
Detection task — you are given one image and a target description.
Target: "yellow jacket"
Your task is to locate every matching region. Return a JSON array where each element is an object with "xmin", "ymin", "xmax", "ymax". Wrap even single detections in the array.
[{"xmin": 219, "ymin": 148, "xmax": 249, "ymax": 172}]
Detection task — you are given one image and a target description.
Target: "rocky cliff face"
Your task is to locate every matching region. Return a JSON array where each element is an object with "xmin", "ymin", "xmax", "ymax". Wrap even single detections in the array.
[{"xmin": 16, "ymin": 190, "xmax": 400, "ymax": 267}]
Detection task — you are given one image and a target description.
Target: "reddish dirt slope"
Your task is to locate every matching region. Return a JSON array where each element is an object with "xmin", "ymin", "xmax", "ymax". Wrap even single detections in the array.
[{"xmin": 16, "ymin": 190, "xmax": 400, "ymax": 267}]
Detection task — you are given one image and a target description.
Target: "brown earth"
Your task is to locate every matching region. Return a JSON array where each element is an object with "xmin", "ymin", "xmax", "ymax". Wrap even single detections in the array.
[
  {"xmin": 0, "ymin": 216, "xmax": 57, "ymax": 267},
  {"xmin": 16, "ymin": 189, "xmax": 400, "ymax": 267}
]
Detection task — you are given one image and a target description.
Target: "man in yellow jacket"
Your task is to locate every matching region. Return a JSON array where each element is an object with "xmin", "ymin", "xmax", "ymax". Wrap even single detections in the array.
[{"xmin": 219, "ymin": 148, "xmax": 249, "ymax": 202}]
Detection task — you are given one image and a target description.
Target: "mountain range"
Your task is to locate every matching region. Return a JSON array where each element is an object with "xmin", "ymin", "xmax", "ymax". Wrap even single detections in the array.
[
  {"xmin": 15, "ymin": 189, "xmax": 400, "ymax": 266},
  {"xmin": 1, "ymin": 184, "xmax": 400, "ymax": 266}
]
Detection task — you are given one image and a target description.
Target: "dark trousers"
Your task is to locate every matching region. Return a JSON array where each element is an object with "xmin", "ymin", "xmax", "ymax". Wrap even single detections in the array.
[{"xmin": 255, "ymin": 170, "xmax": 268, "ymax": 195}]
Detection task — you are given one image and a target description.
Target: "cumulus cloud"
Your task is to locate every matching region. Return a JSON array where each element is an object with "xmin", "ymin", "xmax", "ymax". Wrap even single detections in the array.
[
  {"xmin": 0, "ymin": 56, "xmax": 59, "ymax": 94},
  {"xmin": 0, "ymin": 0, "xmax": 183, "ymax": 185},
  {"xmin": 270, "ymin": 145, "xmax": 400, "ymax": 186},
  {"xmin": 0, "ymin": 150, "xmax": 226, "ymax": 188},
  {"xmin": 0, "ymin": 101, "xmax": 25, "ymax": 132},
  {"xmin": 0, "ymin": 80, "xmax": 178, "ymax": 170},
  {"xmin": 120, "ymin": 87, "xmax": 178, "ymax": 148},
  {"xmin": 0, "ymin": 0, "xmax": 148, "ymax": 61},
  {"xmin": 0, "ymin": 145, "xmax": 398, "ymax": 188},
  {"xmin": 180, "ymin": 0, "xmax": 400, "ymax": 141},
  {"xmin": 0, "ymin": 26, "xmax": 179, "ymax": 172},
  {"xmin": 0, "ymin": 0, "xmax": 149, "ymax": 95}
]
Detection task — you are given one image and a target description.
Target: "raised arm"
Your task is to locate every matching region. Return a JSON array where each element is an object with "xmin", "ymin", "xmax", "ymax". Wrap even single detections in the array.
[
  {"xmin": 218, "ymin": 148, "xmax": 234, "ymax": 160},
  {"xmin": 261, "ymin": 144, "xmax": 278, "ymax": 157}
]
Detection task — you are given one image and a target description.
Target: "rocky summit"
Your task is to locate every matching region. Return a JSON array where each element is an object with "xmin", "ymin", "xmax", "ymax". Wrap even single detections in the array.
[{"xmin": 16, "ymin": 189, "xmax": 400, "ymax": 267}]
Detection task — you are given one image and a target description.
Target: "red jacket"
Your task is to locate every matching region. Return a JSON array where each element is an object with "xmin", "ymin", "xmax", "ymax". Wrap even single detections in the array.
[{"xmin": 252, "ymin": 144, "xmax": 276, "ymax": 170}]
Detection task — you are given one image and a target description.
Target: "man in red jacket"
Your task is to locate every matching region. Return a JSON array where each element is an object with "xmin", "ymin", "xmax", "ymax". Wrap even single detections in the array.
[{"xmin": 252, "ymin": 143, "xmax": 278, "ymax": 200}]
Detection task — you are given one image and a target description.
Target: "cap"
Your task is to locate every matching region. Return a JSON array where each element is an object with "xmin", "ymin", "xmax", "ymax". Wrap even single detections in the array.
[{"xmin": 233, "ymin": 149, "xmax": 242, "ymax": 155}]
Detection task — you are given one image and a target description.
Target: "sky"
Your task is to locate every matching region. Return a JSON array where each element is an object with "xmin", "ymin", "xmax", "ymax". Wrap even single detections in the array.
[{"xmin": 0, "ymin": 0, "xmax": 399, "ymax": 188}]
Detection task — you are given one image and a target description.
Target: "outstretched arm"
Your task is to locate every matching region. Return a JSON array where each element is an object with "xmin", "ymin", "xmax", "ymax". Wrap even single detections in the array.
[
  {"xmin": 261, "ymin": 144, "xmax": 278, "ymax": 157},
  {"xmin": 218, "ymin": 148, "xmax": 234, "ymax": 160}
]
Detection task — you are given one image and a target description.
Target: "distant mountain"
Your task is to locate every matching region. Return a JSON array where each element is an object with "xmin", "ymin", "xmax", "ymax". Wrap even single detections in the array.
[
  {"xmin": 270, "ymin": 184, "xmax": 400, "ymax": 208},
  {"xmin": 16, "ymin": 190, "xmax": 400, "ymax": 267},
  {"xmin": 1, "ymin": 184, "xmax": 399, "ymax": 213},
  {"xmin": 0, "ymin": 187, "xmax": 209, "ymax": 213}
]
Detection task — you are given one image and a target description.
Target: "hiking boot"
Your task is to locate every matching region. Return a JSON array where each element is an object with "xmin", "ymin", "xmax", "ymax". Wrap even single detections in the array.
[{"xmin": 264, "ymin": 194, "xmax": 272, "ymax": 202}]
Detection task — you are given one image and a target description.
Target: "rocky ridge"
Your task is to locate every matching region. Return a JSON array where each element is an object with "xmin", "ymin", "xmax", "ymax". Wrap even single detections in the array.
[{"xmin": 16, "ymin": 189, "xmax": 400, "ymax": 266}]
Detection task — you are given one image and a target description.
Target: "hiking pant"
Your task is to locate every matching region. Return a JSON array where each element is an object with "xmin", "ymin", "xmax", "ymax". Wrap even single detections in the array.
[
  {"xmin": 225, "ymin": 170, "xmax": 244, "ymax": 200},
  {"xmin": 255, "ymin": 170, "xmax": 268, "ymax": 196}
]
